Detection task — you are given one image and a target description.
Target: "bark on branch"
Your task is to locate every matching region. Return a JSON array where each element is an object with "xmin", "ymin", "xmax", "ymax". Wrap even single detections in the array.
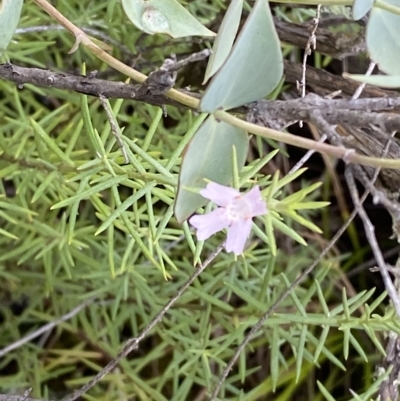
[
  {"xmin": 249, "ymin": 95, "xmax": 400, "ymax": 132},
  {"xmin": 275, "ymin": 18, "xmax": 366, "ymax": 60},
  {"xmin": 0, "ymin": 63, "xmax": 181, "ymax": 107},
  {"xmin": 283, "ymin": 60, "xmax": 400, "ymax": 98},
  {"xmin": 2, "ymin": 61, "xmax": 397, "ymax": 111}
]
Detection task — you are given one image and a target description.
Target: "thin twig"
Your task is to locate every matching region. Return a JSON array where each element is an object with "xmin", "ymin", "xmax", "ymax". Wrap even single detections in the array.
[
  {"xmin": 351, "ymin": 62, "xmax": 376, "ymax": 100},
  {"xmin": 98, "ymin": 95, "xmax": 129, "ymax": 163},
  {"xmin": 0, "ymin": 394, "xmax": 50, "ymax": 401},
  {"xmin": 352, "ymin": 162, "xmax": 400, "ymax": 215},
  {"xmin": 298, "ymin": 5, "xmax": 322, "ymax": 99},
  {"xmin": 348, "ymin": 246, "xmax": 400, "ymax": 278},
  {"xmin": 0, "ymin": 298, "xmax": 94, "ymax": 358},
  {"xmin": 137, "ymin": 49, "xmax": 210, "ymax": 98},
  {"xmin": 288, "ymin": 134, "xmax": 327, "ymax": 174},
  {"xmin": 288, "ymin": 57, "xmax": 373, "ymax": 175},
  {"xmin": 61, "ymin": 244, "xmax": 224, "ymax": 401},
  {"xmin": 169, "ymin": 49, "xmax": 211, "ymax": 72},
  {"xmin": 344, "ymin": 167, "xmax": 400, "ymax": 316},
  {"xmin": 297, "ymin": 5, "xmax": 321, "ymax": 128}
]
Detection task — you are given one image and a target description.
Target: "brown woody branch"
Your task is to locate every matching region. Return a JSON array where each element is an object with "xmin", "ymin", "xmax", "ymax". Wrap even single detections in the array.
[
  {"xmin": 248, "ymin": 95, "xmax": 400, "ymax": 192},
  {"xmin": 0, "ymin": 63, "xmax": 181, "ymax": 107},
  {"xmin": 283, "ymin": 60, "xmax": 400, "ymax": 98},
  {"xmin": 275, "ymin": 19, "xmax": 366, "ymax": 60},
  {"xmin": 2, "ymin": 61, "xmax": 398, "ymax": 114},
  {"xmin": 249, "ymin": 94, "xmax": 400, "ymax": 132}
]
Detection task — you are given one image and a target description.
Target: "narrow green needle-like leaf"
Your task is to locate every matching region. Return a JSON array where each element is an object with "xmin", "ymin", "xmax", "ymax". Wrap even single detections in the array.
[
  {"xmin": 271, "ymin": 326, "xmax": 280, "ymax": 391},
  {"xmin": 51, "ymin": 176, "xmax": 127, "ymax": 209},
  {"xmin": 296, "ymin": 325, "xmax": 308, "ymax": 383},
  {"xmin": 315, "ymin": 280, "xmax": 330, "ymax": 317},
  {"xmin": 95, "ymin": 182, "xmax": 156, "ymax": 235},
  {"xmin": 317, "ymin": 381, "xmax": 337, "ymax": 401},
  {"xmin": 31, "ymin": 119, "xmax": 75, "ymax": 167},
  {"xmin": 342, "ymin": 327, "xmax": 350, "ymax": 360},
  {"xmin": 349, "ymin": 332, "xmax": 368, "ymax": 362},
  {"xmin": 314, "ymin": 325, "xmax": 330, "ymax": 362},
  {"xmin": 0, "ymin": 227, "xmax": 18, "ymax": 240}
]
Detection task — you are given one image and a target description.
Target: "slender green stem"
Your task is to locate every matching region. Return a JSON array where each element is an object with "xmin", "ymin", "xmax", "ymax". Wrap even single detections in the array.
[
  {"xmin": 375, "ymin": 0, "xmax": 400, "ymax": 16},
  {"xmin": 215, "ymin": 110, "xmax": 400, "ymax": 169}
]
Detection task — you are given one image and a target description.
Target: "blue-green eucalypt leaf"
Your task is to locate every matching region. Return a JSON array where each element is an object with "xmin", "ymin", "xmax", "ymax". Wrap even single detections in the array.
[
  {"xmin": 0, "ymin": 0, "xmax": 24, "ymax": 56},
  {"xmin": 121, "ymin": 0, "xmax": 216, "ymax": 38},
  {"xmin": 353, "ymin": 0, "xmax": 374, "ymax": 20},
  {"xmin": 203, "ymin": 0, "xmax": 244, "ymax": 84},
  {"xmin": 200, "ymin": 0, "xmax": 283, "ymax": 113},
  {"xmin": 367, "ymin": 0, "xmax": 400, "ymax": 75},
  {"xmin": 174, "ymin": 115, "xmax": 248, "ymax": 224}
]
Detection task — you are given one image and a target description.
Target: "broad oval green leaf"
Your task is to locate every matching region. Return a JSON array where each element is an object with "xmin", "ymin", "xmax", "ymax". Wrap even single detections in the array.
[
  {"xmin": 174, "ymin": 115, "xmax": 248, "ymax": 223},
  {"xmin": 203, "ymin": 0, "xmax": 243, "ymax": 84},
  {"xmin": 367, "ymin": 0, "xmax": 400, "ymax": 75},
  {"xmin": 352, "ymin": 0, "xmax": 374, "ymax": 20},
  {"xmin": 343, "ymin": 72, "xmax": 400, "ymax": 88},
  {"xmin": 200, "ymin": 0, "xmax": 283, "ymax": 112},
  {"xmin": 0, "ymin": 0, "xmax": 24, "ymax": 56},
  {"xmin": 122, "ymin": 0, "xmax": 216, "ymax": 38}
]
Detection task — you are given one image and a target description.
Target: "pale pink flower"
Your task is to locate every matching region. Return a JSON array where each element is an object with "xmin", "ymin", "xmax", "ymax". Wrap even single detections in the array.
[{"xmin": 189, "ymin": 182, "xmax": 267, "ymax": 255}]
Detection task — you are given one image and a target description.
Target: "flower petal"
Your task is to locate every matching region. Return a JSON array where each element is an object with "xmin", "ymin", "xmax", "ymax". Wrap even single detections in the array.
[
  {"xmin": 244, "ymin": 186, "xmax": 267, "ymax": 216},
  {"xmin": 225, "ymin": 219, "xmax": 253, "ymax": 255},
  {"xmin": 200, "ymin": 182, "xmax": 240, "ymax": 207},
  {"xmin": 189, "ymin": 208, "xmax": 230, "ymax": 240}
]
